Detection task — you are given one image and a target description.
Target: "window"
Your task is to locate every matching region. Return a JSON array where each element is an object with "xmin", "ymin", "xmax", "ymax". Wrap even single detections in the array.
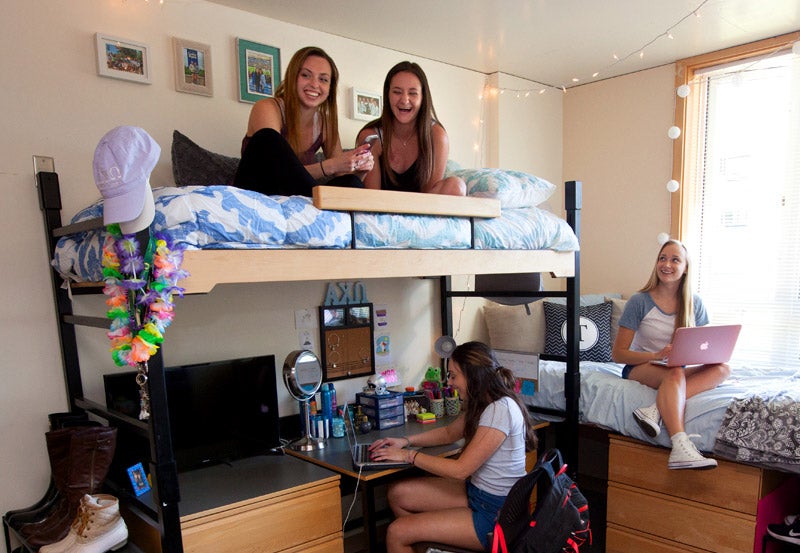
[{"xmin": 674, "ymin": 34, "xmax": 800, "ymax": 369}]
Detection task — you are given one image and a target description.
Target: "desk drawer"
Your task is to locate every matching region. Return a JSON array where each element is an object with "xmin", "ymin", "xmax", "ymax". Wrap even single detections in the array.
[
  {"xmin": 607, "ymin": 483, "xmax": 755, "ymax": 553},
  {"xmin": 182, "ymin": 479, "xmax": 342, "ymax": 553},
  {"xmin": 606, "ymin": 524, "xmax": 709, "ymax": 553},
  {"xmin": 609, "ymin": 436, "xmax": 764, "ymax": 514}
]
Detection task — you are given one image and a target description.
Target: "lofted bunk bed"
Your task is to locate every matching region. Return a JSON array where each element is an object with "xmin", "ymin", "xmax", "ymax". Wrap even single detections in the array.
[{"xmin": 26, "ymin": 169, "xmax": 583, "ymax": 553}]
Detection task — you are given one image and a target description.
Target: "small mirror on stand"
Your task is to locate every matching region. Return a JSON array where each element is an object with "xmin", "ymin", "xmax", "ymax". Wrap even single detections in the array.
[{"xmin": 282, "ymin": 350, "xmax": 324, "ymax": 451}]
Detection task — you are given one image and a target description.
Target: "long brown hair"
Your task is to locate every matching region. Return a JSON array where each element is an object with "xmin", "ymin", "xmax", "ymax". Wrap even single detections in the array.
[
  {"xmin": 274, "ymin": 46, "xmax": 340, "ymax": 158},
  {"xmin": 364, "ymin": 61, "xmax": 439, "ymax": 188},
  {"xmin": 640, "ymin": 238, "xmax": 695, "ymax": 329},
  {"xmin": 450, "ymin": 341, "xmax": 537, "ymax": 452}
]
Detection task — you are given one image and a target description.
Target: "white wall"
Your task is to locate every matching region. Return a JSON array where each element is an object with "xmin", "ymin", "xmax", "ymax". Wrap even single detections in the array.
[{"xmin": 0, "ymin": 0, "xmax": 563, "ymax": 540}]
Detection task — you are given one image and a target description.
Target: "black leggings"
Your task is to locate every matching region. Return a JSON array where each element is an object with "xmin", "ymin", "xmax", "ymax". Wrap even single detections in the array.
[{"xmin": 233, "ymin": 128, "xmax": 363, "ymax": 197}]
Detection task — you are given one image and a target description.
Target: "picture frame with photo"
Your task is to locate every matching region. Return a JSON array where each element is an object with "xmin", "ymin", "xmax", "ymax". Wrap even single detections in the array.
[
  {"xmin": 237, "ymin": 38, "xmax": 281, "ymax": 103},
  {"xmin": 95, "ymin": 33, "xmax": 151, "ymax": 84},
  {"xmin": 351, "ymin": 88, "xmax": 382, "ymax": 121},
  {"xmin": 127, "ymin": 462, "xmax": 151, "ymax": 496},
  {"xmin": 173, "ymin": 37, "xmax": 213, "ymax": 96}
]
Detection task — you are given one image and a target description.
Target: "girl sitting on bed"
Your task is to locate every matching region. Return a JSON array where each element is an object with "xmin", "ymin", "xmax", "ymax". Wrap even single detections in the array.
[
  {"xmin": 355, "ymin": 61, "xmax": 466, "ymax": 196},
  {"xmin": 234, "ymin": 46, "xmax": 373, "ymax": 197},
  {"xmin": 368, "ymin": 341, "xmax": 536, "ymax": 553},
  {"xmin": 612, "ymin": 238, "xmax": 731, "ymax": 470}
]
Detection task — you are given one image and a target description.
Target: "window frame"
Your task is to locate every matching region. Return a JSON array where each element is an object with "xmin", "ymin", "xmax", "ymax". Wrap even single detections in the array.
[{"xmin": 671, "ymin": 31, "xmax": 800, "ymax": 238}]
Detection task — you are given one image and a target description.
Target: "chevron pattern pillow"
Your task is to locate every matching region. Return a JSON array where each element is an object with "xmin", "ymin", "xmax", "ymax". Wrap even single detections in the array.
[{"xmin": 543, "ymin": 301, "xmax": 613, "ymax": 362}]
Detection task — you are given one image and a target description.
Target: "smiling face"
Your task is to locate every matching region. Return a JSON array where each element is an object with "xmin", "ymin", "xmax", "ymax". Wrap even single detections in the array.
[
  {"xmin": 388, "ymin": 71, "xmax": 423, "ymax": 124},
  {"xmin": 446, "ymin": 359, "xmax": 468, "ymax": 397},
  {"xmin": 295, "ymin": 55, "xmax": 332, "ymax": 109},
  {"xmin": 656, "ymin": 242, "xmax": 688, "ymax": 285}
]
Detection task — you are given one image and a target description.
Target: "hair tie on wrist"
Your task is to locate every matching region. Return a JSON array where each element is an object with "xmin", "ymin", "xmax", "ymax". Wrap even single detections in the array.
[{"xmin": 320, "ymin": 160, "xmax": 328, "ymax": 177}]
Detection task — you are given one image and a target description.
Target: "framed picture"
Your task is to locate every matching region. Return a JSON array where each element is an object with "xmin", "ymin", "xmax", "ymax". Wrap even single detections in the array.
[
  {"xmin": 173, "ymin": 37, "xmax": 213, "ymax": 96},
  {"xmin": 237, "ymin": 38, "xmax": 281, "ymax": 103},
  {"xmin": 351, "ymin": 88, "xmax": 382, "ymax": 121},
  {"xmin": 95, "ymin": 33, "xmax": 151, "ymax": 84},
  {"xmin": 127, "ymin": 462, "xmax": 151, "ymax": 496}
]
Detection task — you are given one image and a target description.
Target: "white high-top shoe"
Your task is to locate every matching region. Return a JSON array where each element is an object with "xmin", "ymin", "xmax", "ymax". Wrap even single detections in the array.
[{"xmin": 40, "ymin": 494, "xmax": 128, "ymax": 553}]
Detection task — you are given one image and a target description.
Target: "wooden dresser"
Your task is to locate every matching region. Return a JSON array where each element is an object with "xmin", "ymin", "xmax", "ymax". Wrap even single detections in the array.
[
  {"xmin": 124, "ymin": 455, "xmax": 343, "ymax": 553},
  {"xmin": 606, "ymin": 435, "xmax": 786, "ymax": 553}
]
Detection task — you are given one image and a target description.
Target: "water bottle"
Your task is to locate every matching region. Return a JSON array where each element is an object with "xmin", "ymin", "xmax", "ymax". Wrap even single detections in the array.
[
  {"xmin": 320, "ymin": 383, "xmax": 332, "ymax": 438},
  {"xmin": 329, "ymin": 382, "xmax": 337, "ymax": 417}
]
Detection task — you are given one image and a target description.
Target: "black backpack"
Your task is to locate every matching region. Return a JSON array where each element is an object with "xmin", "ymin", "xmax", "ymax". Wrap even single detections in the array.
[{"xmin": 491, "ymin": 449, "xmax": 591, "ymax": 553}]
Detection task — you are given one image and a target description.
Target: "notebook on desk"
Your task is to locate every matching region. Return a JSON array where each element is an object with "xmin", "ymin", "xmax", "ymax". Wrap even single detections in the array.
[
  {"xmin": 650, "ymin": 324, "xmax": 741, "ymax": 367},
  {"xmin": 345, "ymin": 404, "xmax": 412, "ymax": 471}
]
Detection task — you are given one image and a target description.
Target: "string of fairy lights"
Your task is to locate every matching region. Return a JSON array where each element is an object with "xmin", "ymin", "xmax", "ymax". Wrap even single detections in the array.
[{"xmin": 480, "ymin": 0, "xmax": 712, "ymax": 98}]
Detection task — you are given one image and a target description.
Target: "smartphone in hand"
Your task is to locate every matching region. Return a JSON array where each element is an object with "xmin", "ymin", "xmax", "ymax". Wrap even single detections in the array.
[{"xmin": 360, "ymin": 134, "xmax": 379, "ymax": 148}]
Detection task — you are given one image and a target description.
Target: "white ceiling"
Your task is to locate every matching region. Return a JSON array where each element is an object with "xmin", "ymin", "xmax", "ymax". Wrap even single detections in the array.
[{"xmin": 209, "ymin": 0, "xmax": 799, "ymax": 88}]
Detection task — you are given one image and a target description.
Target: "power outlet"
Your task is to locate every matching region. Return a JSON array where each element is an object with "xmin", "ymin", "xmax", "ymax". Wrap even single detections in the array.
[{"xmin": 33, "ymin": 155, "xmax": 55, "ymax": 175}]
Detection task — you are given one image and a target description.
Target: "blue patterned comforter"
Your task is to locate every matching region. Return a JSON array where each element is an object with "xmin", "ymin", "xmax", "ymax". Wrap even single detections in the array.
[{"xmin": 53, "ymin": 185, "xmax": 579, "ymax": 281}]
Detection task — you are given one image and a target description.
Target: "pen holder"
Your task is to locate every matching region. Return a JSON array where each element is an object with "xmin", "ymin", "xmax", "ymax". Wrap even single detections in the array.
[
  {"xmin": 445, "ymin": 396, "xmax": 461, "ymax": 417},
  {"xmin": 430, "ymin": 398, "xmax": 445, "ymax": 418}
]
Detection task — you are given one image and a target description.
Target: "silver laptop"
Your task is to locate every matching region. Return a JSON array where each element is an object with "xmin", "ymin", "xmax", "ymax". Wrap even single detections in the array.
[
  {"xmin": 345, "ymin": 404, "xmax": 412, "ymax": 470},
  {"xmin": 650, "ymin": 324, "xmax": 741, "ymax": 367}
]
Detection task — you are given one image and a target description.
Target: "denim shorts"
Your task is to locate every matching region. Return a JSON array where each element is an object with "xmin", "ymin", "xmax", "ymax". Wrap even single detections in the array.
[
  {"xmin": 466, "ymin": 480, "xmax": 506, "ymax": 550},
  {"xmin": 621, "ymin": 364, "xmax": 635, "ymax": 379}
]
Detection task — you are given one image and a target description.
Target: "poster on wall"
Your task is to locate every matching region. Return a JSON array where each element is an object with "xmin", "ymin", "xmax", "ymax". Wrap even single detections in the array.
[
  {"xmin": 95, "ymin": 33, "xmax": 151, "ymax": 84},
  {"xmin": 172, "ymin": 37, "xmax": 213, "ymax": 96},
  {"xmin": 236, "ymin": 38, "xmax": 281, "ymax": 103}
]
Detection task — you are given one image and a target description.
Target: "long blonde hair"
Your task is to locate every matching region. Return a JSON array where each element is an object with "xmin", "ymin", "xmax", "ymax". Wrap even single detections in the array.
[
  {"xmin": 274, "ymin": 46, "xmax": 339, "ymax": 159},
  {"xmin": 640, "ymin": 239, "xmax": 695, "ymax": 329}
]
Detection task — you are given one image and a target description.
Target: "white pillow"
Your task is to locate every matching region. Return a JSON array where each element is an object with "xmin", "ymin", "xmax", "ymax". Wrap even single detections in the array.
[
  {"xmin": 605, "ymin": 296, "xmax": 628, "ymax": 347},
  {"xmin": 449, "ymin": 168, "xmax": 555, "ymax": 209}
]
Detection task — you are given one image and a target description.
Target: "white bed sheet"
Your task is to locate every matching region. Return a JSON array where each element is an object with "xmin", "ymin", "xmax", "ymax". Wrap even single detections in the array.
[{"xmin": 532, "ymin": 361, "xmax": 799, "ymax": 455}]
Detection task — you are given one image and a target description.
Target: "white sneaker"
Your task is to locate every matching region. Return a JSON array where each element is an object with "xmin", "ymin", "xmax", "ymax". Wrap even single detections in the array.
[
  {"xmin": 40, "ymin": 494, "xmax": 128, "ymax": 553},
  {"xmin": 668, "ymin": 432, "xmax": 717, "ymax": 470},
  {"xmin": 633, "ymin": 403, "xmax": 661, "ymax": 437}
]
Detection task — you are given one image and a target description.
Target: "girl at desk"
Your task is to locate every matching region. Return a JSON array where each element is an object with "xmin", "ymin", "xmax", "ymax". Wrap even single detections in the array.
[{"xmin": 368, "ymin": 341, "xmax": 537, "ymax": 553}]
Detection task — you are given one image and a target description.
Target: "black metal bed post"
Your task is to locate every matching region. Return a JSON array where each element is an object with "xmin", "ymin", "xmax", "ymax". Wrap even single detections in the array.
[
  {"xmin": 38, "ymin": 171, "xmax": 84, "ymax": 409},
  {"xmin": 38, "ymin": 171, "xmax": 184, "ymax": 553},
  {"xmin": 145, "ymin": 350, "xmax": 184, "ymax": 553},
  {"xmin": 563, "ymin": 181, "xmax": 582, "ymax": 479}
]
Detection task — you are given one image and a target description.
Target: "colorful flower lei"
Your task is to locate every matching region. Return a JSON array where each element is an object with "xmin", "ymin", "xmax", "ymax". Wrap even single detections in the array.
[{"xmin": 101, "ymin": 225, "xmax": 188, "ymax": 367}]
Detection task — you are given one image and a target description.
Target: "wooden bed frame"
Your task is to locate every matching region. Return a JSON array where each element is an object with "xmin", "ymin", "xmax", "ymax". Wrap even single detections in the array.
[{"xmin": 35, "ymin": 174, "xmax": 582, "ymax": 553}]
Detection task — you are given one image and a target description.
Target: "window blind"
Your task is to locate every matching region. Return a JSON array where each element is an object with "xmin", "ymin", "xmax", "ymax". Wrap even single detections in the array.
[{"xmin": 684, "ymin": 51, "xmax": 800, "ymax": 369}]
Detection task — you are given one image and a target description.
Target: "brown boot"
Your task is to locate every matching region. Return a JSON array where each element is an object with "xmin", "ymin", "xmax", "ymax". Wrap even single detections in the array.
[
  {"xmin": 15, "ymin": 427, "xmax": 77, "ymax": 534},
  {"xmin": 25, "ymin": 426, "xmax": 117, "ymax": 548}
]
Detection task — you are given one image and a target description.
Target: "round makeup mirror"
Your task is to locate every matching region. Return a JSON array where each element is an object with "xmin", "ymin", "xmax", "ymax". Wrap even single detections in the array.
[{"xmin": 283, "ymin": 350, "xmax": 325, "ymax": 451}]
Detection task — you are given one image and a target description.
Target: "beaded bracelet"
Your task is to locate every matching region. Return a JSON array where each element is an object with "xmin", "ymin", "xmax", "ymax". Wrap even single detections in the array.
[{"xmin": 319, "ymin": 160, "xmax": 328, "ymax": 177}]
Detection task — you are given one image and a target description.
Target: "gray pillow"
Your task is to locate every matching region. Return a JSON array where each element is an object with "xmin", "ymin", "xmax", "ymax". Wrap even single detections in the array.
[{"xmin": 171, "ymin": 130, "xmax": 239, "ymax": 186}]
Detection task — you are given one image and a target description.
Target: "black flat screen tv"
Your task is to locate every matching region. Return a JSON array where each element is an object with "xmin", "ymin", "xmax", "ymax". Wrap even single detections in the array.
[{"xmin": 104, "ymin": 354, "xmax": 280, "ymax": 472}]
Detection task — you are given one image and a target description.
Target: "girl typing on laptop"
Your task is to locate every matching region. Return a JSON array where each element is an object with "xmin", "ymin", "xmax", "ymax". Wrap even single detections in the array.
[
  {"xmin": 611, "ymin": 239, "xmax": 731, "ymax": 470},
  {"xmin": 367, "ymin": 341, "xmax": 537, "ymax": 553}
]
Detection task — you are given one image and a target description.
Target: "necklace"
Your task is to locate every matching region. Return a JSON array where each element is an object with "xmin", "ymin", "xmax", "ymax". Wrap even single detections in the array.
[
  {"xmin": 102, "ymin": 226, "xmax": 188, "ymax": 418},
  {"xmin": 394, "ymin": 130, "xmax": 415, "ymax": 148}
]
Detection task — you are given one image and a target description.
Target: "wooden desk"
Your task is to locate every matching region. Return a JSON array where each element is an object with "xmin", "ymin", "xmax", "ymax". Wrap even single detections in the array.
[{"xmin": 286, "ymin": 415, "xmax": 463, "ymax": 550}]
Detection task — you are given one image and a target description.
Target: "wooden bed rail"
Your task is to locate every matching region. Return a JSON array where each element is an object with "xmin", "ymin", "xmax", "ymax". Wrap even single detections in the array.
[{"xmin": 313, "ymin": 185, "xmax": 501, "ymax": 218}]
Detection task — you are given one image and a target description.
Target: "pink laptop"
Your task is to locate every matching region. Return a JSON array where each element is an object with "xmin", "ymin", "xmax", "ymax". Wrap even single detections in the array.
[{"xmin": 651, "ymin": 324, "xmax": 742, "ymax": 367}]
